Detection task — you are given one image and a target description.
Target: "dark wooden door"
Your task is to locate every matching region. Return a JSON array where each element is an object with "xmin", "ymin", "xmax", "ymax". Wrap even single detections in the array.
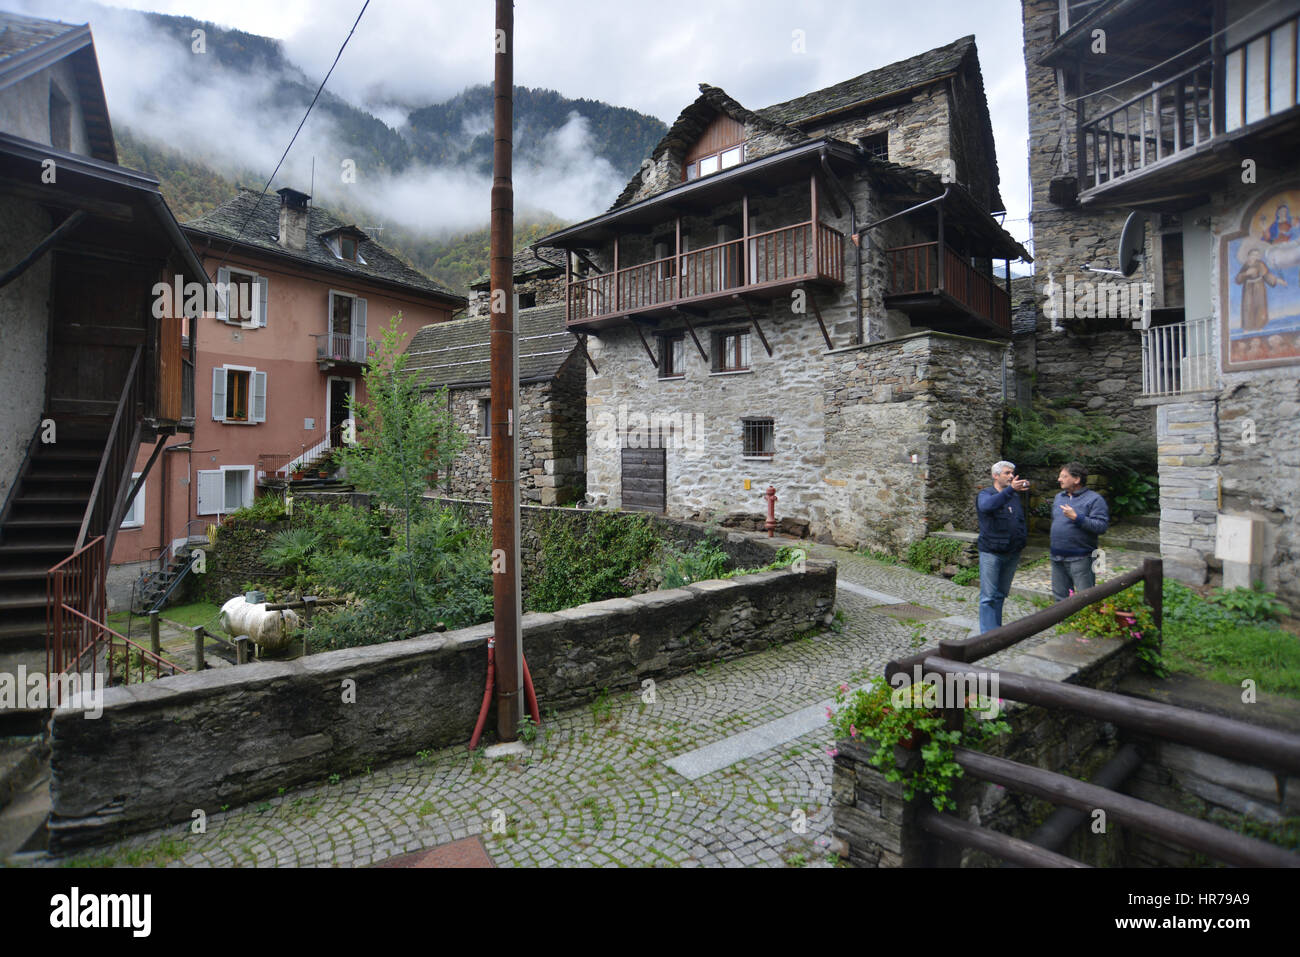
[
  {"xmin": 621, "ymin": 447, "xmax": 665, "ymax": 513},
  {"xmin": 48, "ymin": 253, "xmax": 150, "ymax": 418}
]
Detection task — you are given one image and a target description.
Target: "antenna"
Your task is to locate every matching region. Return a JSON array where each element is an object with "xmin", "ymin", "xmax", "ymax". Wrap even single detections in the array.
[{"xmin": 1082, "ymin": 211, "xmax": 1146, "ymax": 277}]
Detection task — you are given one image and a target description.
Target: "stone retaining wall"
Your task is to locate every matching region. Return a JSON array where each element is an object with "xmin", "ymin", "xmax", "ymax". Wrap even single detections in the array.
[{"xmin": 48, "ymin": 552, "xmax": 836, "ymax": 850}]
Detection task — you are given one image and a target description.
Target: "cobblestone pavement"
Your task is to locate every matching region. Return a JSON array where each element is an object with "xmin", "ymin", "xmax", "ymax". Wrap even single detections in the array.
[{"xmin": 50, "ymin": 545, "xmax": 1054, "ymax": 869}]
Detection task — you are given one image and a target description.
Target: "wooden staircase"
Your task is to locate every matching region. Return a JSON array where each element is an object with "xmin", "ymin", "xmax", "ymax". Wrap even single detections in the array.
[{"xmin": 0, "ymin": 419, "xmax": 110, "ymax": 729}]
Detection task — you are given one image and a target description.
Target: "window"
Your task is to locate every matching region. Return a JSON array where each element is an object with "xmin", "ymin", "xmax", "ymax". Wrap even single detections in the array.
[
  {"xmin": 120, "ymin": 473, "xmax": 144, "ymax": 528},
  {"xmin": 215, "ymin": 266, "xmax": 268, "ymax": 326},
  {"xmin": 212, "ymin": 366, "xmax": 267, "ymax": 423},
  {"xmin": 658, "ymin": 334, "xmax": 685, "ymax": 378},
  {"xmin": 653, "ymin": 236, "xmax": 676, "ymax": 281},
  {"xmin": 859, "ymin": 132, "xmax": 889, "ymax": 161},
  {"xmin": 518, "ymin": 291, "xmax": 537, "ymax": 309},
  {"xmin": 340, "ymin": 236, "xmax": 357, "ymax": 261},
  {"xmin": 326, "ymin": 231, "xmax": 368, "ymax": 264},
  {"xmin": 685, "ymin": 144, "xmax": 744, "ymax": 181},
  {"xmin": 742, "ymin": 418, "xmax": 774, "ymax": 458},
  {"xmin": 712, "ymin": 330, "xmax": 751, "ymax": 373},
  {"xmin": 196, "ymin": 467, "xmax": 254, "ymax": 515},
  {"xmin": 327, "ymin": 291, "xmax": 369, "ymax": 362},
  {"xmin": 477, "ymin": 399, "xmax": 491, "ymax": 438}
]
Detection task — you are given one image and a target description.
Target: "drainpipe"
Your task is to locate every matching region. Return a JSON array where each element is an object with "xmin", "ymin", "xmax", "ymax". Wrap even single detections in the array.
[{"xmin": 819, "ymin": 150, "xmax": 861, "ymax": 343}]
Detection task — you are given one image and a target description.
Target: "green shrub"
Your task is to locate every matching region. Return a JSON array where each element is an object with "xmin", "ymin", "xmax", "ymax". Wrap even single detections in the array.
[
  {"xmin": 1006, "ymin": 400, "xmax": 1156, "ymax": 480},
  {"xmin": 659, "ymin": 539, "xmax": 729, "ymax": 588},
  {"xmin": 904, "ymin": 537, "xmax": 967, "ymax": 574},
  {"xmin": 527, "ymin": 512, "xmax": 661, "ymax": 613},
  {"xmin": 1109, "ymin": 472, "xmax": 1160, "ymax": 519}
]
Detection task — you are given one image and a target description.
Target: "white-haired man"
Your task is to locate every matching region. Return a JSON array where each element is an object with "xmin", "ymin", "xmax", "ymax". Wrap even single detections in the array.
[{"xmin": 976, "ymin": 461, "xmax": 1029, "ymax": 633}]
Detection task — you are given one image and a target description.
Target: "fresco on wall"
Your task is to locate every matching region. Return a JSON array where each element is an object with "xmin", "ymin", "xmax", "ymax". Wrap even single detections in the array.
[{"xmin": 1224, "ymin": 186, "xmax": 1300, "ymax": 370}]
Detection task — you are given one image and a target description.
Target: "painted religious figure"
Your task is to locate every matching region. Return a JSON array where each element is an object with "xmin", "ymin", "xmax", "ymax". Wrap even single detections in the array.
[{"xmin": 1223, "ymin": 186, "xmax": 1300, "ymax": 371}]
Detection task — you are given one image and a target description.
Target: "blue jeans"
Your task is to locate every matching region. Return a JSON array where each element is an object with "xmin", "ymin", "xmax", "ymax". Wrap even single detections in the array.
[
  {"xmin": 978, "ymin": 549, "xmax": 1022, "ymax": 633},
  {"xmin": 1052, "ymin": 555, "xmax": 1095, "ymax": 603}
]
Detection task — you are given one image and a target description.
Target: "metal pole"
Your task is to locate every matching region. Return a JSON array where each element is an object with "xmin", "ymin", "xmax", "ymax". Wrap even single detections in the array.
[
  {"xmin": 491, "ymin": 0, "xmax": 522, "ymax": 741},
  {"xmin": 149, "ymin": 610, "xmax": 160, "ymax": 658}
]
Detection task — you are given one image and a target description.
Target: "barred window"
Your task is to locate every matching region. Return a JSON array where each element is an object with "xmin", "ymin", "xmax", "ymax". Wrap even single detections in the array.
[
  {"xmin": 742, "ymin": 418, "xmax": 774, "ymax": 458},
  {"xmin": 859, "ymin": 132, "xmax": 888, "ymax": 161}
]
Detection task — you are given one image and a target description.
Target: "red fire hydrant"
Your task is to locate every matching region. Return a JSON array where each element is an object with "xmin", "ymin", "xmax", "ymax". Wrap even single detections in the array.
[{"xmin": 764, "ymin": 485, "xmax": 777, "ymax": 538}]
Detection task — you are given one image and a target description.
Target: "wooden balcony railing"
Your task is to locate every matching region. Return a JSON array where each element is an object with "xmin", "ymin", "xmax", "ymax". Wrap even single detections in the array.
[
  {"xmin": 1079, "ymin": 10, "xmax": 1300, "ymax": 192},
  {"xmin": 886, "ymin": 242, "xmax": 1011, "ymax": 333},
  {"xmin": 567, "ymin": 220, "xmax": 844, "ymax": 325}
]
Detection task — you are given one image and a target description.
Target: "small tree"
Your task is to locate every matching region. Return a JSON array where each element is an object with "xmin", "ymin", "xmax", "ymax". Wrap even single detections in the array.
[{"xmin": 334, "ymin": 314, "xmax": 465, "ymax": 603}]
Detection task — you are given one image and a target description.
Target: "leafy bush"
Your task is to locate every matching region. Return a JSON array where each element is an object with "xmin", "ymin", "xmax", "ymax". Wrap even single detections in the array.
[
  {"xmin": 528, "ymin": 512, "xmax": 662, "ymax": 613},
  {"xmin": 660, "ymin": 539, "xmax": 729, "ymax": 588},
  {"xmin": 1109, "ymin": 472, "xmax": 1160, "ymax": 519},
  {"xmin": 904, "ymin": 537, "xmax": 968, "ymax": 573},
  {"xmin": 952, "ymin": 566, "xmax": 979, "ymax": 587},
  {"xmin": 1209, "ymin": 584, "xmax": 1289, "ymax": 621},
  {"xmin": 225, "ymin": 491, "xmax": 288, "ymax": 524},
  {"xmin": 1006, "ymin": 400, "xmax": 1155, "ymax": 479},
  {"xmin": 1061, "ymin": 584, "xmax": 1166, "ymax": 676}
]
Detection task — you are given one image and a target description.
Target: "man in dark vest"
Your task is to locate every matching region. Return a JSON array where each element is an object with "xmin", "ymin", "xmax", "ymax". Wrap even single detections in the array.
[{"xmin": 976, "ymin": 460, "xmax": 1029, "ymax": 633}]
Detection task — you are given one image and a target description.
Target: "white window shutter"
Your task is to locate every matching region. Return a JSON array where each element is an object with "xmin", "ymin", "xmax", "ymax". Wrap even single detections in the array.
[
  {"xmin": 212, "ymin": 367, "xmax": 226, "ymax": 420},
  {"xmin": 196, "ymin": 470, "xmax": 222, "ymax": 515},
  {"xmin": 328, "ymin": 290, "xmax": 337, "ymax": 331},
  {"xmin": 354, "ymin": 297, "xmax": 367, "ymax": 359},
  {"xmin": 216, "ymin": 266, "xmax": 230, "ymax": 321},
  {"xmin": 256, "ymin": 275, "xmax": 269, "ymax": 327},
  {"xmin": 252, "ymin": 371, "xmax": 267, "ymax": 423}
]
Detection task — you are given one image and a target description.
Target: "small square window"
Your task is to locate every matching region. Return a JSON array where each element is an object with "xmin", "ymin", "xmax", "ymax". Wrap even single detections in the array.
[
  {"xmin": 659, "ymin": 334, "xmax": 685, "ymax": 378},
  {"xmin": 518, "ymin": 291, "xmax": 537, "ymax": 309},
  {"xmin": 223, "ymin": 468, "xmax": 252, "ymax": 511},
  {"xmin": 478, "ymin": 399, "xmax": 491, "ymax": 438},
  {"xmin": 742, "ymin": 418, "xmax": 774, "ymax": 458},
  {"xmin": 341, "ymin": 236, "xmax": 357, "ymax": 261},
  {"xmin": 685, "ymin": 162, "xmax": 698, "ymax": 181},
  {"xmin": 720, "ymin": 145, "xmax": 743, "ymax": 169},
  {"xmin": 698, "ymin": 155, "xmax": 720, "ymax": 176},
  {"xmin": 859, "ymin": 132, "xmax": 889, "ymax": 161},
  {"xmin": 712, "ymin": 330, "xmax": 751, "ymax": 372}
]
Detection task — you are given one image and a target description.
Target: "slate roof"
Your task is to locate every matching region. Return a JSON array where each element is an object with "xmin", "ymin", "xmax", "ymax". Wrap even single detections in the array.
[
  {"xmin": 0, "ymin": 10, "xmax": 82, "ymax": 61},
  {"xmin": 468, "ymin": 245, "xmax": 567, "ymax": 291},
  {"xmin": 184, "ymin": 188, "xmax": 462, "ymax": 302},
  {"xmin": 758, "ymin": 36, "xmax": 977, "ymax": 127},
  {"xmin": 406, "ymin": 303, "xmax": 577, "ymax": 390}
]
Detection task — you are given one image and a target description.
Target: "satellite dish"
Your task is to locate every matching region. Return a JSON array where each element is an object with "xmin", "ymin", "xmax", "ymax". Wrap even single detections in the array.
[{"xmin": 1118, "ymin": 211, "xmax": 1147, "ymax": 278}]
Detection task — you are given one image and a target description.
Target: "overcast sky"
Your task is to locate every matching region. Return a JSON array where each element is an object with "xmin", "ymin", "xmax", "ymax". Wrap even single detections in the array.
[{"xmin": 18, "ymin": 0, "xmax": 1033, "ymax": 249}]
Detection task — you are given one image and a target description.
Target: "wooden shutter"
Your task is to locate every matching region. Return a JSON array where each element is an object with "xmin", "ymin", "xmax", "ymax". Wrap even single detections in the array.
[
  {"xmin": 252, "ymin": 371, "xmax": 267, "ymax": 423},
  {"xmin": 216, "ymin": 266, "xmax": 230, "ymax": 320},
  {"xmin": 256, "ymin": 275, "xmax": 269, "ymax": 327},
  {"xmin": 211, "ymin": 367, "xmax": 226, "ymax": 420},
  {"xmin": 196, "ymin": 470, "xmax": 223, "ymax": 515},
  {"xmin": 353, "ymin": 297, "xmax": 367, "ymax": 360}
]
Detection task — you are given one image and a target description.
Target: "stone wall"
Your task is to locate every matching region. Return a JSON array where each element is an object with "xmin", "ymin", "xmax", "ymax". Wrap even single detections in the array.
[
  {"xmin": 48, "ymin": 554, "xmax": 836, "ymax": 850},
  {"xmin": 822, "ymin": 332, "xmax": 1004, "ymax": 551},
  {"xmin": 467, "ymin": 270, "xmax": 567, "ymax": 318},
  {"xmin": 832, "ymin": 630, "xmax": 1137, "ymax": 867},
  {"xmin": 440, "ymin": 356, "xmax": 586, "ymax": 507}
]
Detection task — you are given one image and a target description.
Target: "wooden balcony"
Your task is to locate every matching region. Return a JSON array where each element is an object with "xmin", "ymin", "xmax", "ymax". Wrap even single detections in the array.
[
  {"xmin": 1077, "ymin": 9, "xmax": 1300, "ymax": 204},
  {"xmin": 567, "ymin": 220, "xmax": 844, "ymax": 329},
  {"xmin": 884, "ymin": 242, "xmax": 1011, "ymax": 337}
]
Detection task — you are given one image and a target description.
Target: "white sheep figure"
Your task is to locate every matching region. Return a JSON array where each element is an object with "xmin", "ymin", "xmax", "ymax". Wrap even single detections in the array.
[{"xmin": 219, "ymin": 595, "xmax": 301, "ymax": 653}]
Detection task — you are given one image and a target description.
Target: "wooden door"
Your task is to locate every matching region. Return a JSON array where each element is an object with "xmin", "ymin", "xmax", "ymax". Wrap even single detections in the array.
[{"xmin": 621, "ymin": 447, "xmax": 665, "ymax": 513}]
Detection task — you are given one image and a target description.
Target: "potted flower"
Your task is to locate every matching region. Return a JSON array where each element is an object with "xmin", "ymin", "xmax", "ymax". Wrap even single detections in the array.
[
  {"xmin": 829, "ymin": 675, "xmax": 1009, "ymax": 811},
  {"xmin": 291, "ymin": 468, "xmax": 304, "ymax": 481}
]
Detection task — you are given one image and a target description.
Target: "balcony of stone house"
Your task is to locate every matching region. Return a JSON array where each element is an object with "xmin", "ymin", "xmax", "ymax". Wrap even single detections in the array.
[
  {"xmin": 312, "ymin": 291, "xmax": 370, "ymax": 371},
  {"xmin": 544, "ymin": 140, "xmax": 860, "ymax": 332},
  {"xmin": 1040, "ymin": 0, "xmax": 1300, "ymax": 209}
]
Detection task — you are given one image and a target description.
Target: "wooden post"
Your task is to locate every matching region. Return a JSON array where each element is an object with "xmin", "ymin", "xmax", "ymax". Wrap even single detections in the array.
[
  {"xmin": 149, "ymin": 610, "xmax": 160, "ymax": 658},
  {"xmin": 192, "ymin": 626, "xmax": 205, "ymax": 671},
  {"xmin": 936, "ymin": 205, "xmax": 945, "ymax": 293},
  {"xmin": 235, "ymin": 635, "xmax": 250, "ymax": 665},
  {"xmin": 1143, "ymin": 557, "xmax": 1163, "ymax": 642},
  {"xmin": 303, "ymin": 596, "xmax": 316, "ymax": 658}
]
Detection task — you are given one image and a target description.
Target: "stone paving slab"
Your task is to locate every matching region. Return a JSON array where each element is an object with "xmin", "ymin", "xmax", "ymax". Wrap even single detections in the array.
[{"xmin": 35, "ymin": 543, "xmax": 1055, "ymax": 869}]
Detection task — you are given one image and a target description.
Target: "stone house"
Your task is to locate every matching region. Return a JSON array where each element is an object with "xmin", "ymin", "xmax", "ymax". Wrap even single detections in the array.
[
  {"xmin": 407, "ymin": 303, "xmax": 587, "ymax": 506},
  {"xmin": 1022, "ymin": 0, "xmax": 1300, "ymax": 604},
  {"xmin": 537, "ymin": 36, "xmax": 1030, "ymax": 547},
  {"xmin": 0, "ymin": 11, "xmax": 204, "ymax": 681},
  {"xmin": 465, "ymin": 245, "xmax": 568, "ymax": 317}
]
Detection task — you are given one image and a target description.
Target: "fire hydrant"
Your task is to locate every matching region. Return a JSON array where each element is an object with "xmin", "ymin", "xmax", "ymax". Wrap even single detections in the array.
[{"xmin": 764, "ymin": 485, "xmax": 777, "ymax": 538}]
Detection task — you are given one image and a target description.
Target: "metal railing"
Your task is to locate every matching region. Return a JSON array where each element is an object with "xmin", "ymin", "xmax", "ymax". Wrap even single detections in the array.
[
  {"xmin": 885, "ymin": 242, "xmax": 1012, "ymax": 332},
  {"xmin": 567, "ymin": 220, "xmax": 845, "ymax": 324},
  {"xmin": 874, "ymin": 558, "xmax": 1300, "ymax": 867},
  {"xmin": 47, "ymin": 535, "xmax": 185, "ymax": 700},
  {"xmin": 312, "ymin": 331, "xmax": 370, "ymax": 364},
  {"xmin": 1141, "ymin": 316, "xmax": 1214, "ymax": 396}
]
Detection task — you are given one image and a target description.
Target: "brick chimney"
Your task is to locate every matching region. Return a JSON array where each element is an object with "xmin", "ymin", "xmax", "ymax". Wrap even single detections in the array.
[{"xmin": 276, "ymin": 187, "xmax": 311, "ymax": 251}]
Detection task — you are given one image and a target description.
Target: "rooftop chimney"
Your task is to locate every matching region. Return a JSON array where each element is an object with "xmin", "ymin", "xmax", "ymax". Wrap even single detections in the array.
[{"xmin": 277, "ymin": 187, "xmax": 311, "ymax": 251}]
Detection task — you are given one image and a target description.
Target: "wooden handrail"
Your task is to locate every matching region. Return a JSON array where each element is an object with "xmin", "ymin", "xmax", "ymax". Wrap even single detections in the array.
[{"xmin": 1083, "ymin": 56, "xmax": 1213, "ymax": 126}]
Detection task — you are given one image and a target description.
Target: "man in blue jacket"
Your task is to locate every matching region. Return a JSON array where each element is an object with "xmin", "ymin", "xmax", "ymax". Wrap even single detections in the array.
[
  {"xmin": 1051, "ymin": 462, "xmax": 1110, "ymax": 602},
  {"xmin": 976, "ymin": 460, "xmax": 1029, "ymax": 633}
]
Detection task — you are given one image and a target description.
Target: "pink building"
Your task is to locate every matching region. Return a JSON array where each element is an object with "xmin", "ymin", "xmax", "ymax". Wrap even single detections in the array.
[{"xmin": 108, "ymin": 187, "xmax": 465, "ymax": 609}]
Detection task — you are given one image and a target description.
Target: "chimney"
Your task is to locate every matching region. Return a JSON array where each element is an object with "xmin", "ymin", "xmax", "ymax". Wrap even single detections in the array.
[{"xmin": 276, "ymin": 187, "xmax": 311, "ymax": 251}]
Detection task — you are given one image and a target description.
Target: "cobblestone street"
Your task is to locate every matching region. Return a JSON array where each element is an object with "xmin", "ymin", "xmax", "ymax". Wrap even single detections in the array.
[{"xmin": 55, "ymin": 546, "xmax": 1069, "ymax": 868}]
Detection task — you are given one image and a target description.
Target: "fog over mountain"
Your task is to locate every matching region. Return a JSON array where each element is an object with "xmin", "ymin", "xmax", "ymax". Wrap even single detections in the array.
[{"xmin": 11, "ymin": 0, "xmax": 667, "ymax": 239}]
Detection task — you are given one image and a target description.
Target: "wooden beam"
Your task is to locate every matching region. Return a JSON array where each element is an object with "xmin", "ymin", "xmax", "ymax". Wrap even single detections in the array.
[
  {"xmin": 632, "ymin": 321, "xmax": 659, "ymax": 368},
  {"xmin": 0, "ymin": 210, "xmax": 86, "ymax": 289},
  {"xmin": 574, "ymin": 332, "xmax": 598, "ymax": 374},
  {"xmin": 677, "ymin": 309, "xmax": 708, "ymax": 364},
  {"xmin": 0, "ymin": 182, "xmax": 133, "ymax": 221},
  {"xmin": 916, "ymin": 808, "xmax": 1091, "ymax": 868},
  {"xmin": 803, "ymin": 286, "xmax": 834, "ymax": 350},
  {"xmin": 734, "ymin": 294, "xmax": 773, "ymax": 356}
]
